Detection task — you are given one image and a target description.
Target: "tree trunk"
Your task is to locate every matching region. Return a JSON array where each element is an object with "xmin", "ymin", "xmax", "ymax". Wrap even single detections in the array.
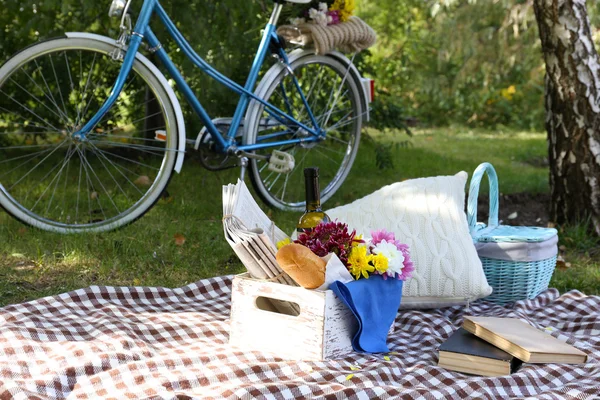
[{"xmin": 532, "ymin": 0, "xmax": 600, "ymax": 235}]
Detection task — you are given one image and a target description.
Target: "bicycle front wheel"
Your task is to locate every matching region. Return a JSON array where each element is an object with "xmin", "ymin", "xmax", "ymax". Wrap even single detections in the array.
[
  {"xmin": 245, "ymin": 54, "xmax": 363, "ymax": 211},
  {"xmin": 0, "ymin": 37, "xmax": 178, "ymax": 233}
]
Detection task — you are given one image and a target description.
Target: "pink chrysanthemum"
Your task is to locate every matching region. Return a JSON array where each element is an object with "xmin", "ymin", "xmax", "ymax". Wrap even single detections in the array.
[
  {"xmin": 327, "ymin": 10, "xmax": 340, "ymax": 25},
  {"xmin": 395, "ymin": 246, "xmax": 414, "ymax": 281},
  {"xmin": 371, "ymin": 229, "xmax": 403, "ymax": 250}
]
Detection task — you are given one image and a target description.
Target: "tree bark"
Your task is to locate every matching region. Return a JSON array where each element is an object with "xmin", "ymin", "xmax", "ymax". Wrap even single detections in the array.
[{"xmin": 533, "ymin": 0, "xmax": 600, "ymax": 235}]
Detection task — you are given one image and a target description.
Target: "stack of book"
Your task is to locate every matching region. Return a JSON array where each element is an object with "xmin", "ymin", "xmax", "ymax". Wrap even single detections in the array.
[{"xmin": 437, "ymin": 316, "xmax": 588, "ymax": 377}]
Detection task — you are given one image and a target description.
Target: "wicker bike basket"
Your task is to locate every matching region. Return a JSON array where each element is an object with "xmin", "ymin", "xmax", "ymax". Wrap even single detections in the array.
[{"xmin": 467, "ymin": 163, "xmax": 558, "ymax": 305}]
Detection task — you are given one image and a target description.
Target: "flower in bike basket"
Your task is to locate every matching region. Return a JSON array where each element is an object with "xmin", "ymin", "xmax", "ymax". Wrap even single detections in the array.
[
  {"xmin": 288, "ymin": 1, "xmax": 354, "ymax": 26},
  {"xmin": 329, "ymin": 0, "xmax": 355, "ymax": 22}
]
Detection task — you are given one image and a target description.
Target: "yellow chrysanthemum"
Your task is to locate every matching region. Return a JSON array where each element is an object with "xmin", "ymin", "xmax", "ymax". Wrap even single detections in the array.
[
  {"xmin": 352, "ymin": 234, "xmax": 363, "ymax": 247},
  {"xmin": 348, "ymin": 246, "xmax": 374, "ymax": 279},
  {"xmin": 276, "ymin": 237, "xmax": 291, "ymax": 250},
  {"xmin": 330, "ymin": 0, "xmax": 355, "ymax": 22},
  {"xmin": 371, "ymin": 253, "xmax": 389, "ymax": 274}
]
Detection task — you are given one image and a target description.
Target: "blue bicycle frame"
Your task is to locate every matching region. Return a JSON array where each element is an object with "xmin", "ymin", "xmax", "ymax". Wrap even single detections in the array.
[{"xmin": 75, "ymin": 0, "xmax": 322, "ymax": 154}]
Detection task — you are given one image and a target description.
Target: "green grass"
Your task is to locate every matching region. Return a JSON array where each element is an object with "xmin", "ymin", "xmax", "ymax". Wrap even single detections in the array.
[{"xmin": 0, "ymin": 126, "xmax": 598, "ymax": 306}]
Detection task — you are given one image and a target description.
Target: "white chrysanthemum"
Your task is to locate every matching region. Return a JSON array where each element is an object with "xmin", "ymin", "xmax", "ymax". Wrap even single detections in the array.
[
  {"xmin": 313, "ymin": 12, "xmax": 328, "ymax": 26},
  {"xmin": 290, "ymin": 17, "xmax": 306, "ymax": 25},
  {"xmin": 372, "ymin": 240, "xmax": 405, "ymax": 277},
  {"xmin": 318, "ymin": 2, "xmax": 328, "ymax": 12}
]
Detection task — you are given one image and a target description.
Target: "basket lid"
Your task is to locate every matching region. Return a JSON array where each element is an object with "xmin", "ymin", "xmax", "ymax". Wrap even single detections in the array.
[{"xmin": 472, "ymin": 225, "xmax": 558, "ymax": 243}]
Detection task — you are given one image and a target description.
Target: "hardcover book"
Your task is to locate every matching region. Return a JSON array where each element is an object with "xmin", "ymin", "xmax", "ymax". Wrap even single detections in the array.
[
  {"xmin": 438, "ymin": 328, "xmax": 522, "ymax": 376},
  {"xmin": 463, "ymin": 316, "xmax": 588, "ymax": 364}
]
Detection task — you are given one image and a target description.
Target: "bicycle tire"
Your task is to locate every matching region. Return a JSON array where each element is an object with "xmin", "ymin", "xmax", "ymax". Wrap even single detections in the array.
[
  {"xmin": 244, "ymin": 54, "xmax": 363, "ymax": 211},
  {"xmin": 0, "ymin": 37, "xmax": 178, "ymax": 233}
]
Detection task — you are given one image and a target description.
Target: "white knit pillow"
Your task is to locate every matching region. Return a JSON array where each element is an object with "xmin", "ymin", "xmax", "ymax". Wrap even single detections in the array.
[{"xmin": 327, "ymin": 172, "xmax": 492, "ymax": 309}]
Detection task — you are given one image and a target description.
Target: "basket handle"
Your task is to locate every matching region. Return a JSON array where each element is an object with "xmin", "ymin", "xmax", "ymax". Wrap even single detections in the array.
[{"xmin": 467, "ymin": 162, "xmax": 499, "ymax": 234}]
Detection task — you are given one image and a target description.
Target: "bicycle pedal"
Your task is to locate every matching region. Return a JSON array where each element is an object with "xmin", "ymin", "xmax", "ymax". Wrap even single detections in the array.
[{"xmin": 268, "ymin": 150, "xmax": 295, "ymax": 174}]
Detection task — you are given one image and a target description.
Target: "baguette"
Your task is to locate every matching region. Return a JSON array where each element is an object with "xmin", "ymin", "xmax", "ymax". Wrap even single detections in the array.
[{"xmin": 276, "ymin": 243, "xmax": 326, "ymax": 289}]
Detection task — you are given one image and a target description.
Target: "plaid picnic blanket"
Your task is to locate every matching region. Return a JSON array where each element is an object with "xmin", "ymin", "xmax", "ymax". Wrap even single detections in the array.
[{"xmin": 0, "ymin": 276, "xmax": 598, "ymax": 400}]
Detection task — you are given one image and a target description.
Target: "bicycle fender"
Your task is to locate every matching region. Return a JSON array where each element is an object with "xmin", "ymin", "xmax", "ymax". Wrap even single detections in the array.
[{"xmin": 65, "ymin": 32, "xmax": 186, "ymax": 173}]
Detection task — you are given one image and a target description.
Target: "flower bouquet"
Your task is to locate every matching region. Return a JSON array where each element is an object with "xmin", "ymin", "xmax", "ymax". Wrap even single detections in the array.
[
  {"xmin": 278, "ymin": 221, "xmax": 414, "ymax": 353},
  {"xmin": 276, "ymin": 1, "xmax": 376, "ymax": 55},
  {"xmin": 286, "ymin": 0, "xmax": 356, "ymax": 27}
]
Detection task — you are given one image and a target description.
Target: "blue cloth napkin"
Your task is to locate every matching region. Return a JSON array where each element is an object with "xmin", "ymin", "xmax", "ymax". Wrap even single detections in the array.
[{"xmin": 330, "ymin": 275, "xmax": 403, "ymax": 353}]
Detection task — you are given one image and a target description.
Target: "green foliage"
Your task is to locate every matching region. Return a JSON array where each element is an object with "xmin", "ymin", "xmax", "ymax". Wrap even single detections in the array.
[
  {"xmin": 357, "ymin": 0, "xmax": 548, "ymax": 131},
  {"xmin": 368, "ymin": 91, "xmax": 413, "ymax": 135}
]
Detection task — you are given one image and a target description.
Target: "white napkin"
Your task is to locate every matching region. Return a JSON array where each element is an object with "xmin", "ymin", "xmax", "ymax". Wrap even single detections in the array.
[{"xmin": 317, "ymin": 253, "xmax": 354, "ymax": 291}]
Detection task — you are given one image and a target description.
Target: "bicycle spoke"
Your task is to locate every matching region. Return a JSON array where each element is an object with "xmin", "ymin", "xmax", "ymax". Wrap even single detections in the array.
[
  {"xmin": 266, "ymin": 170, "xmax": 284, "ymax": 192},
  {"xmin": 88, "ymin": 131, "xmax": 168, "ymax": 143},
  {"xmin": 7, "ymin": 140, "xmax": 68, "ymax": 190},
  {"xmin": 314, "ymin": 106, "xmax": 352, "ymax": 128},
  {"xmin": 0, "ymin": 89, "xmax": 61, "ymax": 132},
  {"xmin": 0, "ymin": 147, "xmax": 55, "ymax": 178},
  {"xmin": 313, "ymin": 146, "xmax": 343, "ymax": 162},
  {"xmin": 87, "ymin": 141, "xmax": 131, "ymax": 200},
  {"xmin": 322, "ymin": 70, "xmax": 352, "ymax": 128},
  {"xmin": 21, "ymin": 144, "xmax": 74, "ymax": 206},
  {"xmin": 274, "ymin": 167, "xmax": 299, "ymax": 200},
  {"xmin": 49, "ymin": 54, "xmax": 69, "ymax": 121},
  {"xmin": 76, "ymin": 156, "xmax": 83, "ymax": 223},
  {"xmin": 87, "ymin": 139, "xmax": 170, "ymax": 158},
  {"xmin": 8, "ymin": 77, "xmax": 69, "ymax": 125},
  {"xmin": 293, "ymin": 147, "xmax": 312, "ymax": 173},
  {"xmin": 0, "ymin": 117, "xmax": 54, "ymax": 132},
  {"xmin": 33, "ymin": 58, "xmax": 67, "ymax": 122},
  {"xmin": 31, "ymin": 143, "xmax": 77, "ymax": 213},
  {"xmin": 77, "ymin": 145, "xmax": 106, "ymax": 221},
  {"xmin": 77, "ymin": 53, "xmax": 98, "ymax": 126},
  {"xmin": 76, "ymin": 144, "xmax": 120, "ymax": 214},
  {"xmin": 0, "ymin": 147, "xmax": 54, "ymax": 166},
  {"xmin": 89, "ymin": 142, "xmax": 144, "ymax": 195},
  {"xmin": 89, "ymin": 140, "xmax": 147, "ymax": 190},
  {"xmin": 296, "ymin": 64, "xmax": 327, "ymax": 123},
  {"xmin": 326, "ymin": 112, "xmax": 363, "ymax": 132},
  {"xmin": 60, "ymin": 146, "xmax": 72, "ymax": 222},
  {"xmin": 21, "ymin": 67, "xmax": 70, "ymax": 122},
  {"xmin": 91, "ymin": 147, "xmax": 161, "ymax": 170}
]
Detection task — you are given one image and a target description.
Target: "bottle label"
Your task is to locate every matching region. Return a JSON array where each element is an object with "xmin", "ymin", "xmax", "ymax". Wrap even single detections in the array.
[{"xmin": 296, "ymin": 227, "xmax": 314, "ymax": 234}]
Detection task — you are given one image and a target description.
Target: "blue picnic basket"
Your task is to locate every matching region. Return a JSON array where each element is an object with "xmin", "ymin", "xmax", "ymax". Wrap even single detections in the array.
[{"xmin": 467, "ymin": 162, "xmax": 558, "ymax": 304}]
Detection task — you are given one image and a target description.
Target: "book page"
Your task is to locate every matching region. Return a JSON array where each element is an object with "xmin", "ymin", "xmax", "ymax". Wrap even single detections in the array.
[{"xmin": 231, "ymin": 179, "xmax": 288, "ymax": 246}]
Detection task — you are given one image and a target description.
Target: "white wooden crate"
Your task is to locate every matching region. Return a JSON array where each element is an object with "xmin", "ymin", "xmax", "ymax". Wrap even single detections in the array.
[{"xmin": 229, "ymin": 273, "xmax": 358, "ymax": 361}]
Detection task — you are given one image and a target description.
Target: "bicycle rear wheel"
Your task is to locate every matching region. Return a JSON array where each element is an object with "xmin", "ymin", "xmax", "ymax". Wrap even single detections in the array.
[
  {"xmin": 0, "ymin": 37, "xmax": 178, "ymax": 233},
  {"xmin": 245, "ymin": 54, "xmax": 363, "ymax": 211}
]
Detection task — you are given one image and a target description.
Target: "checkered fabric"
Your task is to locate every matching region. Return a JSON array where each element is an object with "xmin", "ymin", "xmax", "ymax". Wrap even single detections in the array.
[{"xmin": 0, "ymin": 277, "xmax": 598, "ymax": 400}]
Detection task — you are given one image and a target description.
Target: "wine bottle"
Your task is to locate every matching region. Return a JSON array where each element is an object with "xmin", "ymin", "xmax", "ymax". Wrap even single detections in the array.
[{"xmin": 297, "ymin": 167, "xmax": 330, "ymax": 233}]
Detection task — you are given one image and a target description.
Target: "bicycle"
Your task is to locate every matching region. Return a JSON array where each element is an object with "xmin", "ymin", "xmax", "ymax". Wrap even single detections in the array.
[{"xmin": 0, "ymin": 0, "xmax": 371, "ymax": 233}]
